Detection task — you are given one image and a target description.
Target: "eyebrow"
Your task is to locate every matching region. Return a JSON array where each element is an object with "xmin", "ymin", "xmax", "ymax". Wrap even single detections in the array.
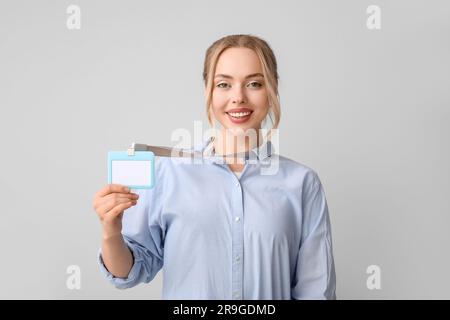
[{"xmin": 214, "ymin": 73, "xmax": 264, "ymax": 79}]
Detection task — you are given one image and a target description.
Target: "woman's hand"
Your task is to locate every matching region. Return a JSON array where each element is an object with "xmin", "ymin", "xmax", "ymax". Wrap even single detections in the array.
[{"xmin": 92, "ymin": 184, "xmax": 139, "ymax": 239}]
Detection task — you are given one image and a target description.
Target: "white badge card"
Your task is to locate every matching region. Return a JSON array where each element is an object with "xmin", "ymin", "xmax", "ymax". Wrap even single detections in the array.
[{"xmin": 108, "ymin": 151, "xmax": 155, "ymax": 189}]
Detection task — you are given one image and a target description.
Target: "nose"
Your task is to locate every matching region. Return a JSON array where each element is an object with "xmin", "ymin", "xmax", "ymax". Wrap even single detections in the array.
[{"xmin": 231, "ymin": 86, "xmax": 247, "ymax": 104}]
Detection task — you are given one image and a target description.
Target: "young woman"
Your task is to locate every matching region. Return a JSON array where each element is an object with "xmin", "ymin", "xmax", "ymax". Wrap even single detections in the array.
[{"xmin": 93, "ymin": 34, "xmax": 336, "ymax": 299}]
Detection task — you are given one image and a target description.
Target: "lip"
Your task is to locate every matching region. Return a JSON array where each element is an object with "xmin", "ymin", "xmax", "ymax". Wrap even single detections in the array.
[
  {"xmin": 226, "ymin": 107, "xmax": 253, "ymax": 113},
  {"xmin": 226, "ymin": 108, "xmax": 253, "ymax": 124}
]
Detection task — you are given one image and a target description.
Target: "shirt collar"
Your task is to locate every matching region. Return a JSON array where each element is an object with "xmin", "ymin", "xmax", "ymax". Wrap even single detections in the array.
[{"xmin": 196, "ymin": 136, "xmax": 274, "ymax": 164}]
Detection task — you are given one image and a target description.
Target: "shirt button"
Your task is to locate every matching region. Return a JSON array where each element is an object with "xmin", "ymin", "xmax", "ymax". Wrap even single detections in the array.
[
  {"xmin": 235, "ymin": 255, "xmax": 240, "ymax": 261},
  {"xmin": 235, "ymin": 216, "xmax": 240, "ymax": 222},
  {"xmin": 234, "ymin": 292, "xmax": 240, "ymax": 299}
]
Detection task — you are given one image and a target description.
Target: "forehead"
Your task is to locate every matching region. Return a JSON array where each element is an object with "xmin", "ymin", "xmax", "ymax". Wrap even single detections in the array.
[{"xmin": 215, "ymin": 47, "xmax": 263, "ymax": 76}]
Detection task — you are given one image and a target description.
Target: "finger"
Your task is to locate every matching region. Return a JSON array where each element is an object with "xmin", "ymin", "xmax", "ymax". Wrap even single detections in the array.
[
  {"xmin": 97, "ymin": 197, "xmax": 137, "ymax": 217},
  {"xmin": 105, "ymin": 201, "xmax": 136, "ymax": 220},
  {"xmin": 95, "ymin": 192, "xmax": 139, "ymax": 209},
  {"xmin": 94, "ymin": 194, "xmax": 136, "ymax": 212},
  {"xmin": 96, "ymin": 184, "xmax": 130, "ymax": 198}
]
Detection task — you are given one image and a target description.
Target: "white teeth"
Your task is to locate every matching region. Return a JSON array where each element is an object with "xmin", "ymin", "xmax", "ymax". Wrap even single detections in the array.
[{"xmin": 228, "ymin": 111, "xmax": 251, "ymax": 118}]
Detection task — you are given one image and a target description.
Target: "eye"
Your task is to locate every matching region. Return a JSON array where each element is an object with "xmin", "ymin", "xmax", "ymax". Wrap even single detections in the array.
[
  {"xmin": 248, "ymin": 81, "xmax": 262, "ymax": 88},
  {"xmin": 216, "ymin": 82, "xmax": 229, "ymax": 88}
]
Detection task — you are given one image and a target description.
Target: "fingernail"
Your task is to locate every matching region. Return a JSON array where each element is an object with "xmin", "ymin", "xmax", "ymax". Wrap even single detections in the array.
[{"xmin": 124, "ymin": 187, "xmax": 130, "ymax": 192}]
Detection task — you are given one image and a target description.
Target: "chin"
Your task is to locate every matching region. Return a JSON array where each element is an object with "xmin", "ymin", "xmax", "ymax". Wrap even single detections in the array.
[{"xmin": 230, "ymin": 124, "xmax": 259, "ymax": 134}]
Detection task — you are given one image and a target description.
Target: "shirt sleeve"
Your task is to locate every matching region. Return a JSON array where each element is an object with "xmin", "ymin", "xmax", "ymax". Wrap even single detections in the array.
[
  {"xmin": 97, "ymin": 168, "xmax": 165, "ymax": 289},
  {"xmin": 291, "ymin": 170, "xmax": 337, "ymax": 299}
]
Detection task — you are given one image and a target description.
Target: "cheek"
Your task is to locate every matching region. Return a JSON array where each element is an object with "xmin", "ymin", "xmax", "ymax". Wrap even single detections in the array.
[
  {"xmin": 248, "ymin": 90, "xmax": 269, "ymax": 111},
  {"xmin": 211, "ymin": 92, "xmax": 228, "ymax": 113}
]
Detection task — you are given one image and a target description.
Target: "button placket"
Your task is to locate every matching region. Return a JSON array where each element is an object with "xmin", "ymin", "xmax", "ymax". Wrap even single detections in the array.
[{"xmin": 231, "ymin": 170, "xmax": 244, "ymax": 300}]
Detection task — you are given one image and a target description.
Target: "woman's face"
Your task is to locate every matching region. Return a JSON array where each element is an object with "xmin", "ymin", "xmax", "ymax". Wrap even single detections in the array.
[{"xmin": 210, "ymin": 47, "xmax": 269, "ymax": 134}]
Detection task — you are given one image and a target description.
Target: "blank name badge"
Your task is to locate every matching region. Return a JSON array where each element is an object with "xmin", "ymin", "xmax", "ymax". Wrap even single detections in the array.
[{"xmin": 107, "ymin": 151, "xmax": 155, "ymax": 189}]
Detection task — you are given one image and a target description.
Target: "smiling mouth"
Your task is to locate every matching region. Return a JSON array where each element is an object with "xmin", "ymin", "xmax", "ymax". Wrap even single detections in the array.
[{"xmin": 226, "ymin": 111, "xmax": 253, "ymax": 119}]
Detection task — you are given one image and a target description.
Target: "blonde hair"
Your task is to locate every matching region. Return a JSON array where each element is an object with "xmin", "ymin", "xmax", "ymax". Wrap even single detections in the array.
[{"xmin": 202, "ymin": 34, "xmax": 281, "ymax": 140}]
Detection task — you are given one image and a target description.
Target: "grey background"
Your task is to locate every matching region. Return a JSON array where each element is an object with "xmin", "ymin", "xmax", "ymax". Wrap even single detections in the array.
[{"xmin": 1, "ymin": 0, "xmax": 449, "ymax": 299}]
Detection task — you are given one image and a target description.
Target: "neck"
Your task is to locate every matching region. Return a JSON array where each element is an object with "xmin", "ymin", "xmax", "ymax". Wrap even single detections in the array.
[{"xmin": 212, "ymin": 128, "xmax": 263, "ymax": 157}]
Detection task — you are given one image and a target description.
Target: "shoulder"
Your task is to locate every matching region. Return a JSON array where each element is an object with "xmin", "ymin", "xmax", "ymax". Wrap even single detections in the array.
[{"xmin": 275, "ymin": 154, "xmax": 322, "ymax": 189}]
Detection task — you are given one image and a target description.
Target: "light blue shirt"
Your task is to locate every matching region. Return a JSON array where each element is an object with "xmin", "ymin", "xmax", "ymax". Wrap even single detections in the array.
[{"xmin": 98, "ymin": 137, "xmax": 336, "ymax": 299}]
